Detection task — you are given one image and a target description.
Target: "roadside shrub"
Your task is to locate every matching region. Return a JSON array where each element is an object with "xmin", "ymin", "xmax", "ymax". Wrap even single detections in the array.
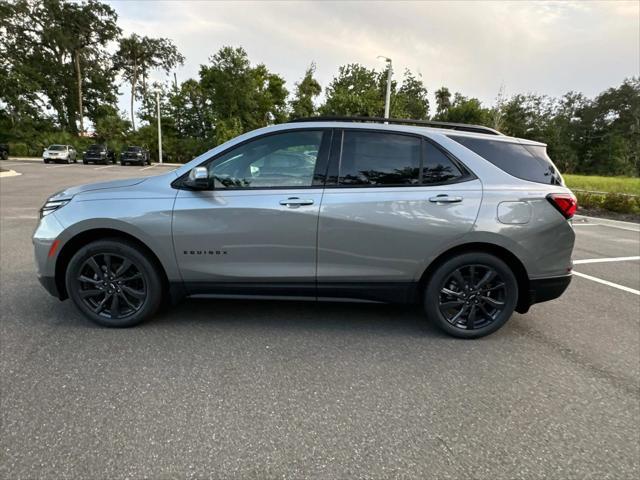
[
  {"xmin": 575, "ymin": 190, "xmax": 639, "ymax": 214},
  {"xmin": 8, "ymin": 142, "xmax": 28, "ymax": 156}
]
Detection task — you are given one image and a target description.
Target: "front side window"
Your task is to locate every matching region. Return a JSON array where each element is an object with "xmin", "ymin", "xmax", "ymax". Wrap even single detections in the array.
[
  {"xmin": 339, "ymin": 131, "xmax": 421, "ymax": 186},
  {"xmin": 208, "ymin": 130, "xmax": 323, "ymax": 188}
]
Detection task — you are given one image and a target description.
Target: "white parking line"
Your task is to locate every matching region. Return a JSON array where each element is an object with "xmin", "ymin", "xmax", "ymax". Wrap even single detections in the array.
[
  {"xmin": 45, "ymin": 164, "xmax": 71, "ymax": 169},
  {"xmin": 94, "ymin": 165, "xmax": 114, "ymax": 170},
  {"xmin": 573, "ymin": 271, "xmax": 640, "ymax": 295},
  {"xmin": 573, "ymin": 256, "xmax": 640, "ymax": 265},
  {"xmin": 139, "ymin": 166, "xmax": 155, "ymax": 171}
]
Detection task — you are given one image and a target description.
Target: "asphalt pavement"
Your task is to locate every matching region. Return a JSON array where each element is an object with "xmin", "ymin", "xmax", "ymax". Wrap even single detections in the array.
[{"xmin": 1, "ymin": 160, "xmax": 639, "ymax": 479}]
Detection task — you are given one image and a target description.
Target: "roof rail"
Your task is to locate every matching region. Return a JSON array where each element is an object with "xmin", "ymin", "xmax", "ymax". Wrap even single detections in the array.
[{"xmin": 289, "ymin": 116, "xmax": 503, "ymax": 135}]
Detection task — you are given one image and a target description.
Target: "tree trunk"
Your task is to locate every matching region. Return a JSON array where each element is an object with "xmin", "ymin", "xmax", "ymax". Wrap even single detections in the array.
[
  {"xmin": 74, "ymin": 50, "xmax": 84, "ymax": 133},
  {"xmin": 131, "ymin": 58, "xmax": 138, "ymax": 131}
]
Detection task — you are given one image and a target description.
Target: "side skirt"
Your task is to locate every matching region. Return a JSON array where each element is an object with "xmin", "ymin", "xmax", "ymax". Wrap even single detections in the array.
[{"xmin": 180, "ymin": 282, "xmax": 419, "ymax": 305}]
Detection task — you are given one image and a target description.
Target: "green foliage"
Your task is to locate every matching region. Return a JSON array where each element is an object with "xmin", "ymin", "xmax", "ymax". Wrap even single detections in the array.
[
  {"xmin": 391, "ymin": 70, "xmax": 429, "ymax": 120},
  {"xmin": 1, "ymin": 0, "xmax": 120, "ymax": 133},
  {"xmin": 199, "ymin": 46, "xmax": 288, "ymax": 141},
  {"xmin": 290, "ymin": 63, "xmax": 322, "ymax": 119},
  {"xmin": 564, "ymin": 174, "xmax": 640, "ymax": 195},
  {"xmin": 321, "ymin": 64, "xmax": 386, "ymax": 117}
]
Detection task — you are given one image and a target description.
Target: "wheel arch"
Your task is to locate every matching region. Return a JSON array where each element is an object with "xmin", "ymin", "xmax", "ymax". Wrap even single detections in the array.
[
  {"xmin": 54, "ymin": 228, "xmax": 170, "ymax": 301},
  {"xmin": 417, "ymin": 242, "xmax": 531, "ymax": 313}
]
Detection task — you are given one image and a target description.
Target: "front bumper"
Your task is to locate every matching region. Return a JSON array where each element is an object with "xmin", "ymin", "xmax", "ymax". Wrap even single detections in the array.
[{"xmin": 38, "ymin": 275, "xmax": 60, "ymax": 297}]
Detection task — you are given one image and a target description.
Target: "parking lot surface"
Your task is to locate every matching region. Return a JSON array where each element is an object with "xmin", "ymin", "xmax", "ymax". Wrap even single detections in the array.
[{"xmin": 1, "ymin": 160, "xmax": 639, "ymax": 479}]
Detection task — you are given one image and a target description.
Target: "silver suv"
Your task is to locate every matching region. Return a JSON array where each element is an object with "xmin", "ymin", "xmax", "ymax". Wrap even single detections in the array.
[{"xmin": 33, "ymin": 118, "xmax": 576, "ymax": 338}]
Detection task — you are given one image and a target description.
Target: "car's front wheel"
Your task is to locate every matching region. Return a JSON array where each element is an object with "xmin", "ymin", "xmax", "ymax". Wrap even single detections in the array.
[
  {"xmin": 424, "ymin": 252, "xmax": 518, "ymax": 339},
  {"xmin": 65, "ymin": 239, "xmax": 163, "ymax": 327}
]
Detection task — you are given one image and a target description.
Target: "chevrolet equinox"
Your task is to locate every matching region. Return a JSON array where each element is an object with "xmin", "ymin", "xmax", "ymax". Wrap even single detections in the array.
[{"xmin": 33, "ymin": 118, "xmax": 576, "ymax": 338}]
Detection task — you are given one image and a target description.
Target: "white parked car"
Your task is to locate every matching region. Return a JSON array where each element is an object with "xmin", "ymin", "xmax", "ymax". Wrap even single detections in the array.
[{"xmin": 43, "ymin": 145, "xmax": 77, "ymax": 164}]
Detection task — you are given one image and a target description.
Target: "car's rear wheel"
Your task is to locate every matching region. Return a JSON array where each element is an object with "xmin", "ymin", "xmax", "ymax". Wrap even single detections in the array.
[
  {"xmin": 65, "ymin": 239, "xmax": 163, "ymax": 327},
  {"xmin": 424, "ymin": 252, "xmax": 518, "ymax": 339}
]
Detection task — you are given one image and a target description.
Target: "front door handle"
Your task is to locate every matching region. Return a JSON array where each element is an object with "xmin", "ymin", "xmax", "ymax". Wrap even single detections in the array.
[
  {"xmin": 429, "ymin": 194, "xmax": 463, "ymax": 204},
  {"xmin": 279, "ymin": 197, "xmax": 314, "ymax": 208}
]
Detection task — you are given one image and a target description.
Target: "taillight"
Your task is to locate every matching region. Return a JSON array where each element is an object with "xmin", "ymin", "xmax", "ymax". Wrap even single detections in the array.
[{"xmin": 547, "ymin": 193, "xmax": 577, "ymax": 219}]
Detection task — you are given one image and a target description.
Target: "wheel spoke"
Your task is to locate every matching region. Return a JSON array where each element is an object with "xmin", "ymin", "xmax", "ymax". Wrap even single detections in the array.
[
  {"xmin": 441, "ymin": 287, "xmax": 463, "ymax": 298},
  {"xmin": 440, "ymin": 300, "xmax": 465, "ymax": 309},
  {"xmin": 118, "ymin": 292, "xmax": 137, "ymax": 309},
  {"xmin": 469, "ymin": 265, "xmax": 476, "ymax": 284},
  {"xmin": 452, "ymin": 270, "xmax": 466, "ymax": 289},
  {"xmin": 120, "ymin": 272, "xmax": 142, "ymax": 281},
  {"xmin": 104, "ymin": 254, "xmax": 112, "ymax": 273},
  {"xmin": 110, "ymin": 293, "xmax": 120, "ymax": 317},
  {"xmin": 484, "ymin": 282, "xmax": 505, "ymax": 292},
  {"xmin": 480, "ymin": 295, "xmax": 504, "ymax": 308},
  {"xmin": 121, "ymin": 285, "xmax": 145, "ymax": 299},
  {"xmin": 78, "ymin": 275, "xmax": 100, "ymax": 285},
  {"xmin": 87, "ymin": 257, "xmax": 102, "ymax": 276},
  {"xmin": 94, "ymin": 294, "xmax": 111, "ymax": 313},
  {"xmin": 467, "ymin": 306, "xmax": 477, "ymax": 329},
  {"xmin": 80, "ymin": 289, "xmax": 103, "ymax": 298},
  {"xmin": 475, "ymin": 270, "xmax": 496, "ymax": 289},
  {"xmin": 448, "ymin": 304, "xmax": 468, "ymax": 324},
  {"xmin": 115, "ymin": 259, "xmax": 132, "ymax": 278}
]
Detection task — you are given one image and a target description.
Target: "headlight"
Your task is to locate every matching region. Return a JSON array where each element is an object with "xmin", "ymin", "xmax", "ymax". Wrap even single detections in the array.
[
  {"xmin": 40, "ymin": 199, "xmax": 70, "ymax": 218},
  {"xmin": 137, "ymin": 152, "xmax": 142, "ymax": 156}
]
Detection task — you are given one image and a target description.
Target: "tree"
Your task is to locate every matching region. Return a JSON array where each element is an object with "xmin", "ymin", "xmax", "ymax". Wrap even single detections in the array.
[
  {"xmin": 392, "ymin": 69, "xmax": 429, "ymax": 119},
  {"xmin": 114, "ymin": 33, "xmax": 184, "ymax": 130},
  {"xmin": 434, "ymin": 87, "xmax": 452, "ymax": 118},
  {"xmin": 289, "ymin": 63, "xmax": 322, "ymax": 119},
  {"xmin": 320, "ymin": 64, "xmax": 387, "ymax": 117},
  {"xmin": 436, "ymin": 93, "xmax": 491, "ymax": 125},
  {"xmin": 199, "ymin": 46, "xmax": 288, "ymax": 144},
  {"xmin": 0, "ymin": 0, "xmax": 120, "ymax": 134}
]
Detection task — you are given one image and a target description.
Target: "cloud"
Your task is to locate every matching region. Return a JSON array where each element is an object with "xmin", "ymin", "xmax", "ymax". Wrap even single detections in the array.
[{"xmin": 108, "ymin": 0, "xmax": 639, "ymax": 116}]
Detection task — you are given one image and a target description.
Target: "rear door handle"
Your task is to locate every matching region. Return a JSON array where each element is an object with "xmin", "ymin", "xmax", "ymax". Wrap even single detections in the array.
[
  {"xmin": 429, "ymin": 194, "xmax": 463, "ymax": 204},
  {"xmin": 279, "ymin": 197, "xmax": 314, "ymax": 208}
]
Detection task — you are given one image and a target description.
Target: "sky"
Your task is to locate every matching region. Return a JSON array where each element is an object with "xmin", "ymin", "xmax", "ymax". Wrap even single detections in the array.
[{"xmin": 106, "ymin": 0, "xmax": 640, "ymax": 117}]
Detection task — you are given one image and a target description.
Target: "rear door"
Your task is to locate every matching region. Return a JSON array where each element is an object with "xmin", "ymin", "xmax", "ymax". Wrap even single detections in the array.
[
  {"xmin": 317, "ymin": 129, "xmax": 482, "ymax": 300},
  {"xmin": 172, "ymin": 129, "xmax": 332, "ymax": 296}
]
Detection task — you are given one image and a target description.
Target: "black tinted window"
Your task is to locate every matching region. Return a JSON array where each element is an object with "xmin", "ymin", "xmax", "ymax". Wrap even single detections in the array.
[
  {"xmin": 208, "ymin": 130, "xmax": 323, "ymax": 188},
  {"xmin": 339, "ymin": 131, "xmax": 420, "ymax": 186},
  {"xmin": 448, "ymin": 136, "xmax": 562, "ymax": 185},
  {"xmin": 423, "ymin": 142, "xmax": 462, "ymax": 184}
]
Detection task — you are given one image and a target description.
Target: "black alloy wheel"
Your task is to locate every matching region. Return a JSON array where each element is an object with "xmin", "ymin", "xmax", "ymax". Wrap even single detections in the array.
[
  {"xmin": 76, "ymin": 253, "xmax": 146, "ymax": 319},
  {"xmin": 66, "ymin": 239, "xmax": 163, "ymax": 327},
  {"xmin": 424, "ymin": 252, "xmax": 518, "ymax": 339},
  {"xmin": 438, "ymin": 264, "xmax": 507, "ymax": 330}
]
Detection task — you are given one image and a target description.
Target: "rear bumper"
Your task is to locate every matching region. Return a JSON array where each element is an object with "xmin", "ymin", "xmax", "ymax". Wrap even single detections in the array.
[{"xmin": 528, "ymin": 274, "xmax": 572, "ymax": 307}]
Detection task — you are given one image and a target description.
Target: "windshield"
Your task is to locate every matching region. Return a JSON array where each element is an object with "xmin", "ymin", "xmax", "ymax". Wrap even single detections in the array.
[
  {"xmin": 48, "ymin": 145, "xmax": 66, "ymax": 151},
  {"xmin": 88, "ymin": 144, "xmax": 104, "ymax": 151},
  {"xmin": 127, "ymin": 147, "xmax": 141, "ymax": 152}
]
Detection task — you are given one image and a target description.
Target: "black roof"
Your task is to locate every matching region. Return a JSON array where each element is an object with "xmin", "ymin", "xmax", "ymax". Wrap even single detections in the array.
[{"xmin": 289, "ymin": 116, "xmax": 503, "ymax": 136}]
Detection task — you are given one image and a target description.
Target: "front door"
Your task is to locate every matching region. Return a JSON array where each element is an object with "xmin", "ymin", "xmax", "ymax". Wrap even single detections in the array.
[{"xmin": 172, "ymin": 129, "xmax": 331, "ymax": 297}]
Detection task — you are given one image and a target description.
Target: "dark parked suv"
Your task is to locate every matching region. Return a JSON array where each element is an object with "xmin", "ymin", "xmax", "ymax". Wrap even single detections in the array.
[
  {"xmin": 0, "ymin": 144, "xmax": 8, "ymax": 160},
  {"xmin": 83, "ymin": 144, "xmax": 115, "ymax": 165},
  {"xmin": 120, "ymin": 146, "xmax": 150, "ymax": 166}
]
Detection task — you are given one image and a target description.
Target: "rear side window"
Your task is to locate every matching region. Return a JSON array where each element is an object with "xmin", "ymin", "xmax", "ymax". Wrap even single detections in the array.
[
  {"xmin": 423, "ymin": 142, "xmax": 463, "ymax": 184},
  {"xmin": 339, "ymin": 131, "xmax": 420, "ymax": 186},
  {"xmin": 448, "ymin": 136, "xmax": 562, "ymax": 185}
]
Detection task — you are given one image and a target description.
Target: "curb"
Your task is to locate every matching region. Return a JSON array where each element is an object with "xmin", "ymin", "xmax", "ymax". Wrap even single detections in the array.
[
  {"xmin": 574, "ymin": 214, "xmax": 640, "ymax": 231},
  {"xmin": 0, "ymin": 169, "xmax": 21, "ymax": 178}
]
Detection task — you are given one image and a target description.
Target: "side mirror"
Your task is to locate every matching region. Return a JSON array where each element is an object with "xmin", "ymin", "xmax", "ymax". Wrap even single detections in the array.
[{"xmin": 185, "ymin": 166, "xmax": 210, "ymax": 190}]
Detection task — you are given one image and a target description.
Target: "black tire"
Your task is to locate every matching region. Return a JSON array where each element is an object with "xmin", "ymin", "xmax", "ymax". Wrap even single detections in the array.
[
  {"xmin": 424, "ymin": 252, "xmax": 518, "ymax": 339},
  {"xmin": 83, "ymin": 160, "xmax": 88, "ymax": 165},
  {"xmin": 44, "ymin": 159, "xmax": 49, "ymax": 164},
  {"xmin": 65, "ymin": 239, "xmax": 163, "ymax": 327}
]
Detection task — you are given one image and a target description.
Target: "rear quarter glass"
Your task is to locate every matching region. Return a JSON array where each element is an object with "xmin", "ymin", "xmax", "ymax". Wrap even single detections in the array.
[{"xmin": 448, "ymin": 135, "xmax": 563, "ymax": 185}]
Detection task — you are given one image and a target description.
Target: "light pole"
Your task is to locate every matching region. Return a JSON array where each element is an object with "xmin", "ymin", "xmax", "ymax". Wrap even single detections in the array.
[
  {"xmin": 378, "ymin": 56, "xmax": 392, "ymax": 122},
  {"xmin": 156, "ymin": 91, "xmax": 162, "ymax": 164}
]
